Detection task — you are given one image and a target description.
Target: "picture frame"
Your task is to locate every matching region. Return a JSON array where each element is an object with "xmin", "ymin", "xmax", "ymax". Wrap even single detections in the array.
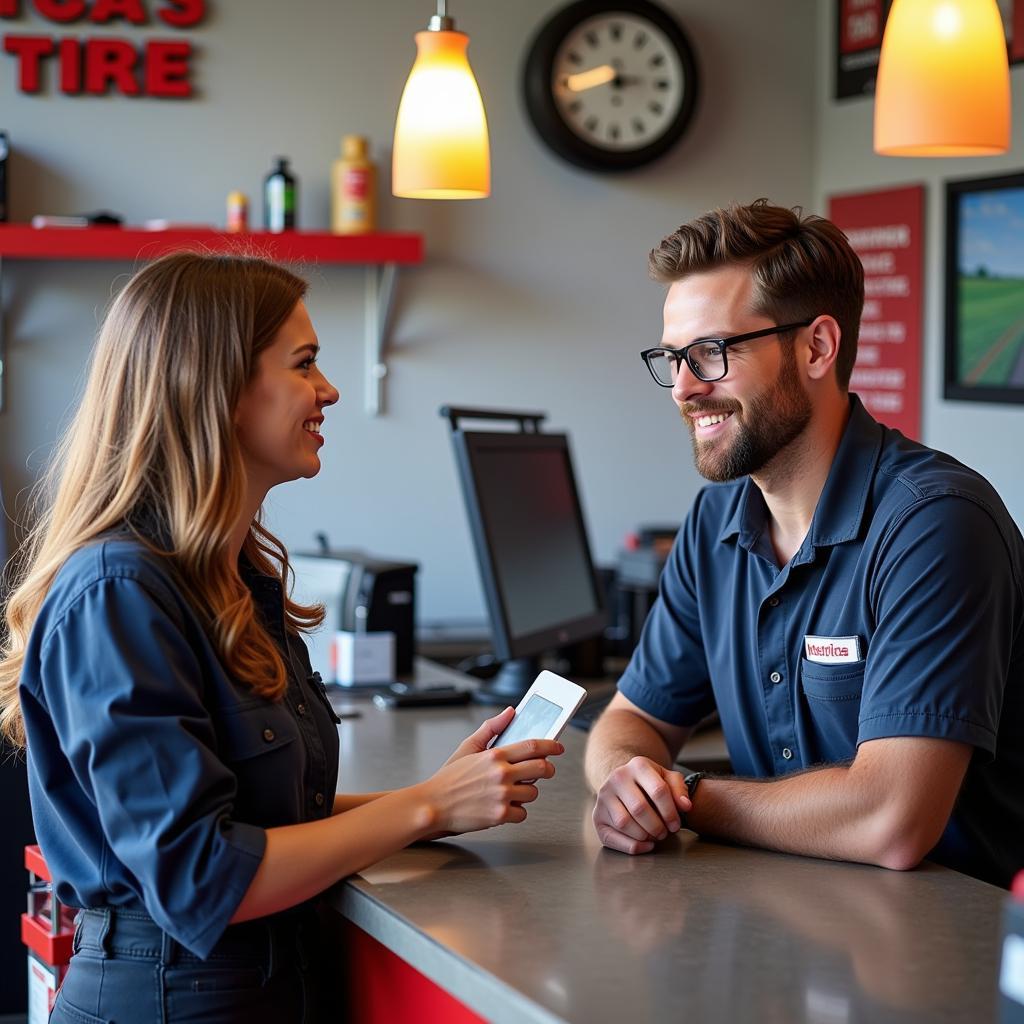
[
  {"xmin": 944, "ymin": 170, "xmax": 1024, "ymax": 404},
  {"xmin": 835, "ymin": 0, "xmax": 1024, "ymax": 101}
]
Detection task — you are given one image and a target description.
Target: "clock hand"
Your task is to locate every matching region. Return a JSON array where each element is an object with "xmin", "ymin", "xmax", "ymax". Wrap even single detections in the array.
[{"xmin": 564, "ymin": 64, "xmax": 617, "ymax": 92}]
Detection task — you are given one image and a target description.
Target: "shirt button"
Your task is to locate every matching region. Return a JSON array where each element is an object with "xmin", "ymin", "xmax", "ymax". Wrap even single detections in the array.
[
  {"xmin": 262, "ymin": 728, "xmax": 275, "ymax": 743},
  {"xmin": 314, "ymin": 792, "xmax": 325, "ymax": 807},
  {"xmin": 297, "ymin": 703, "xmax": 307, "ymax": 716},
  {"xmin": 782, "ymin": 747, "xmax": 793, "ymax": 760},
  {"xmin": 768, "ymin": 596, "xmax": 780, "ymax": 607},
  {"xmin": 770, "ymin": 671, "xmax": 782, "ymax": 684}
]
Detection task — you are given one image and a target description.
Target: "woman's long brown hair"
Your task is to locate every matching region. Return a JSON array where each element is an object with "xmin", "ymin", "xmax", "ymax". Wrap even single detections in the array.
[{"xmin": 0, "ymin": 251, "xmax": 324, "ymax": 746}]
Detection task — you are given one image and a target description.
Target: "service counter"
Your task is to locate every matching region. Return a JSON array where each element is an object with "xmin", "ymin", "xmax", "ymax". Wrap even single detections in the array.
[{"xmin": 325, "ymin": 661, "xmax": 1006, "ymax": 1024}]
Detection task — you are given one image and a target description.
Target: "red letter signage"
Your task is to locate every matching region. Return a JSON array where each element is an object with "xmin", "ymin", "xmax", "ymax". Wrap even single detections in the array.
[
  {"xmin": 158, "ymin": 0, "xmax": 202, "ymax": 28},
  {"xmin": 33, "ymin": 0, "xmax": 86, "ymax": 22},
  {"xmin": 4, "ymin": 0, "xmax": 203, "ymax": 97},
  {"xmin": 3, "ymin": 33, "xmax": 53, "ymax": 90},
  {"xmin": 90, "ymin": 0, "xmax": 146, "ymax": 24}
]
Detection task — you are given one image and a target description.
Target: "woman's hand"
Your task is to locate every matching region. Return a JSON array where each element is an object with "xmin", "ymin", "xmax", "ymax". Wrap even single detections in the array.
[
  {"xmin": 441, "ymin": 706, "xmax": 516, "ymax": 766},
  {"xmin": 417, "ymin": 720, "xmax": 564, "ymax": 838}
]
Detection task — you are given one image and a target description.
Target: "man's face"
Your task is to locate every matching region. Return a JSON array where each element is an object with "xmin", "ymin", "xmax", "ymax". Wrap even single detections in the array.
[{"xmin": 661, "ymin": 266, "xmax": 812, "ymax": 483}]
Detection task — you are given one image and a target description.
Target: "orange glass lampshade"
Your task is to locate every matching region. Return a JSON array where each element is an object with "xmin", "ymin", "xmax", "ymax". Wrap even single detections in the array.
[
  {"xmin": 874, "ymin": 0, "xmax": 1010, "ymax": 156},
  {"xmin": 392, "ymin": 29, "xmax": 491, "ymax": 199}
]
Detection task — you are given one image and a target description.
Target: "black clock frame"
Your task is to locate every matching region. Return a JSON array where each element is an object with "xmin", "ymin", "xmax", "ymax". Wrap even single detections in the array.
[{"xmin": 522, "ymin": 0, "xmax": 699, "ymax": 173}]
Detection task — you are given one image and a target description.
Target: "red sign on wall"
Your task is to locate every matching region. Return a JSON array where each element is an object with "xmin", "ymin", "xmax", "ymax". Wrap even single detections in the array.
[
  {"xmin": 1, "ymin": 0, "xmax": 204, "ymax": 97},
  {"xmin": 828, "ymin": 184, "xmax": 924, "ymax": 440},
  {"xmin": 839, "ymin": 0, "xmax": 885, "ymax": 53}
]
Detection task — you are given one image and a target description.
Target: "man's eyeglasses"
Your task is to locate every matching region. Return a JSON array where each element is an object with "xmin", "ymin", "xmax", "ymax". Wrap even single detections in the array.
[{"xmin": 640, "ymin": 321, "xmax": 813, "ymax": 387}]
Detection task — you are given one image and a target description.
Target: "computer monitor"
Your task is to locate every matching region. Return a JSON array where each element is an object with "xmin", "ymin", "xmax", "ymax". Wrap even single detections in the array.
[{"xmin": 449, "ymin": 425, "xmax": 607, "ymax": 703}]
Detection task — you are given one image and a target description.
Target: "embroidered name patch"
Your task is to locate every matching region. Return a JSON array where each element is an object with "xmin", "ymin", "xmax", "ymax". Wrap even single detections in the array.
[{"xmin": 804, "ymin": 635, "xmax": 862, "ymax": 664}]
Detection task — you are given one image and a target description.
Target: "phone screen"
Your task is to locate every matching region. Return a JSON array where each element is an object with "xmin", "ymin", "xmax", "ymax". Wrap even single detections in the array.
[{"xmin": 495, "ymin": 694, "xmax": 562, "ymax": 747}]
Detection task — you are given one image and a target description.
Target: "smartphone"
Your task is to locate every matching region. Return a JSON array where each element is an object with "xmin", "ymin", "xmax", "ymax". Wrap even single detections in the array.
[{"xmin": 491, "ymin": 671, "xmax": 587, "ymax": 747}]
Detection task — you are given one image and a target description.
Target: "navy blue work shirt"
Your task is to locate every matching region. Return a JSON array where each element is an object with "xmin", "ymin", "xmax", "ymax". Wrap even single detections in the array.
[
  {"xmin": 19, "ymin": 537, "xmax": 341, "ymax": 958},
  {"xmin": 619, "ymin": 395, "xmax": 1024, "ymax": 887}
]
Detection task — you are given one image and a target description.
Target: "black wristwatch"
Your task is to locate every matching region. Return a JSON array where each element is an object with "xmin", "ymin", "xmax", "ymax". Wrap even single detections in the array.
[{"xmin": 681, "ymin": 771, "xmax": 705, "ymax": 830}]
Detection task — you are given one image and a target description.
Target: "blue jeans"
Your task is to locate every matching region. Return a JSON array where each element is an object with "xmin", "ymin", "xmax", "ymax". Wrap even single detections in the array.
[{"xmin": 50, "ymin": 906, "xmax": 335, "ymax": 1024}]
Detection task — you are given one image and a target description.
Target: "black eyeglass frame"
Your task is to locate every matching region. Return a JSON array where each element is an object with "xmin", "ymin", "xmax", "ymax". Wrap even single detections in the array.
[{"xmin": 640, "ymin": 320, "xmax": 813, "ymax": 386}]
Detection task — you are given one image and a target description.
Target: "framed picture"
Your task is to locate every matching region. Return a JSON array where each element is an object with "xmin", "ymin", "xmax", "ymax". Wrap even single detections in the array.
[
  {"xmin": 944, "ymin": 171, "xmax": 1024, "ymax": 404},
  {"xmin": 836, "ymin": 0, "xmax": 1024, "ymax": 101}
]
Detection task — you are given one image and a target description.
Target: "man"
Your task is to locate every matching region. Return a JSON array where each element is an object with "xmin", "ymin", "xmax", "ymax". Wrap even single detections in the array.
[{"xmin": 586, "ymin": 200, "xmax": 1024, "ymax": 887}]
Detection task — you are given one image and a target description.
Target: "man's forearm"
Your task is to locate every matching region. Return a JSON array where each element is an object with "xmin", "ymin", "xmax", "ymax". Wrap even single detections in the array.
[
  {"xmin": 689, "ymin": 763, "xmax": 928, "ymax": 870},
  {"xmin": 584, "ymin": 708, "xmax": 678, "ymax": 793}
]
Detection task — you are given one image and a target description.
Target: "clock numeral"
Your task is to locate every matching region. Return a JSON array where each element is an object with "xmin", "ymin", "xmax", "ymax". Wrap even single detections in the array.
[
  {"xmin": 609, "ymin": 124, "xmax": 620, "ymax": 141},
  {"xmin": 585, "ymin": 116, "xmax": 599, "ymax": 133},
  {"xmin": 632, "ymin": 118, "xmax": 646, "ymax": 134},
  {"xmin": 610, "ymin": 23, "xmax": 622, "ymax": 41},
  {"xmin": 568, "ymin": 50, "xmax": 582, "ymax": 65},
  {"xmin": 655, "ymin": 79, "xmax": 670, "ymax": 90},
  {"xmin": 634, "ymin": 31, "xmax": 648, "ymax": 49},
  {"xmin": 568, "ymin": 100, "xmax": 583, "ymax": 115},
  {"xmin": 650, "ymin": 53, "xmax": 665, "ymax": 67},
  {"xmin": 648, "ymin": 101, "xmax": 663, "ymax": 115},
  {"xmin": 585, "ymin": 30, "xmax": 599, "ymax": 47}
]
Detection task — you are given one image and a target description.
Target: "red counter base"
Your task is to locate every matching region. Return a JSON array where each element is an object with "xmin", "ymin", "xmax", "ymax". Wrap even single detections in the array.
[{"xmin": 344, "ymin": 920, "xmax": 486, "ymax": 1024}]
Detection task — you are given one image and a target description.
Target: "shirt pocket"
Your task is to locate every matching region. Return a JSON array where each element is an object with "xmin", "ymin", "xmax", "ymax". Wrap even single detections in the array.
[
  {"xmin": 219, "ymin": 703, "xmax": 298, "ymax": 761},
  {"xmin": 217, "ymin": 703, "xmax": 302, "ymax": 826},
  {"xmin": 799, "ymin": 659, "xmax": 865, "ymax": 762}
]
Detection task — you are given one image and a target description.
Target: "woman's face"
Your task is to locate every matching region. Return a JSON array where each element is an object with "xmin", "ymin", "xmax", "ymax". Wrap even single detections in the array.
[{"xmin": 235, "ymin": 300, "xmax": 340, "ymax": 494}]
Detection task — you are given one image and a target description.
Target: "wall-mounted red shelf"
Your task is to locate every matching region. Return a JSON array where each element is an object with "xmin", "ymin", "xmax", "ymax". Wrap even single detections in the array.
[
  {"xmin": 0, "ymin": 224, "xmax": 423, "ymax": 265},
  {"xmin": 0, "ymin": 225, "xmax": 424, "ymax": 416}
]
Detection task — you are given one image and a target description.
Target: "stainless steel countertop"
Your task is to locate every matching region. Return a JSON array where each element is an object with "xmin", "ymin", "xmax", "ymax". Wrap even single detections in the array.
[{"xmin": 325, "ymin": 662, "xmax": 1006, "ymax": 1024}]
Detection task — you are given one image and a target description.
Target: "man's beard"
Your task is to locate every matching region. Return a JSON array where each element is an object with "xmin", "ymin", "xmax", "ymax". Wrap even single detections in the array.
[{"xmin": 681, "ymin": 347, "xmax": 812, "ymax": 483}]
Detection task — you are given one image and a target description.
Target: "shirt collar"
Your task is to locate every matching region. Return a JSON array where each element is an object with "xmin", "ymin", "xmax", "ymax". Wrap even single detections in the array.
[
  {"xmin": 238, "ymin": 551, "xmax": 284, "ymax": 600},
  {"xmin": 238, "ymin": 548, "xmax": 286, "ymax": 627},
  {"xmin": 716, "ymin": 394, "xmax": 882, "ymax": 552},
  {"xmin": 717, "ymin": 479, "xmax": 764, "ymax": 546},
  {"xmin": 807, "ymin": 393, "xmax": 882, "ymax": 549}
]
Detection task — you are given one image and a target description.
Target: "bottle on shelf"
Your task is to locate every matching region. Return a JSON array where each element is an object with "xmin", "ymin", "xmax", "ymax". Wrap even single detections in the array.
[
  {"xmin": 331, "ymin": 135, "xmax": 376, "ymax": 235},
  {"xmin": 264, "ymin": 157, "xmax": 297, "ymax": 233},
  {"xmin": 226, "ymin": 190, "xmax": 248, "ymax": 233}
]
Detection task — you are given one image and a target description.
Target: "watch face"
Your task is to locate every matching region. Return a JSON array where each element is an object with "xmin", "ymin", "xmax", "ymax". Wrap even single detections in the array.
[
  {"xmin": 523, "ymin": 0, "xmax": 699, "ymax": 172},
  {"xmin": 552, "ymin": 14, "xmax": 686, "ymax": 153}
]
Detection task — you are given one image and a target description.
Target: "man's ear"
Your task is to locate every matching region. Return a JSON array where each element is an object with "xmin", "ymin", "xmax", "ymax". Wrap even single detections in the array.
[{"xmin": 804, "ymin": 316, "xmax": 842, "ymax": 382}]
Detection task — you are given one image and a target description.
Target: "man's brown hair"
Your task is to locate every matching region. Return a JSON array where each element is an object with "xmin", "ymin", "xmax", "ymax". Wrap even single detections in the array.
[{"xmin": 649, "ymin": 199, "xmax": 865, "ymax": 389}]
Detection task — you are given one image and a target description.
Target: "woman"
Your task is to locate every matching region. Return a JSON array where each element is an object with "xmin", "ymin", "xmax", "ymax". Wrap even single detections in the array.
[{"xmin": 0, "ymin": 252, "xmax": 562, "ymax": 1022}]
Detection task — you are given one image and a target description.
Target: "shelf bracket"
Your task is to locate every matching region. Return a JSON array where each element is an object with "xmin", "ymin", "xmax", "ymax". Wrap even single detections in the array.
[{"xmin": 365, "ymin": 262, "xmax": 398, "ymax": 416}]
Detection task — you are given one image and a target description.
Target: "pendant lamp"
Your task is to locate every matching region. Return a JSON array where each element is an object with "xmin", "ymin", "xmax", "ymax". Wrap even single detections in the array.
[
  {"xmin": 392, "ymin": 0, "xmax": 491, "ymax": 199},
  {"xmin": 874, "ymin": 0, "xmax": 1010, "ymax": 156}
]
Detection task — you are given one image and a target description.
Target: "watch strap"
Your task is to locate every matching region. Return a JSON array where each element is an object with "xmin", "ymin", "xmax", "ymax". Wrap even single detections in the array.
[{"xmin": 681, "ymin": 771, "xmax": 705, "ymax": 830}]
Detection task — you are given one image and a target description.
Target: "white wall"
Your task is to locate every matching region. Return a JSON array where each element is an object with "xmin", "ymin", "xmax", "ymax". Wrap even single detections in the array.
[
  {"xmin": 814, "ymin": 3, "xmax": 1024, "ymax": 527},
  {"xmin": 0, "ymin": 0, "xmax": 817, "ymax": 625}
]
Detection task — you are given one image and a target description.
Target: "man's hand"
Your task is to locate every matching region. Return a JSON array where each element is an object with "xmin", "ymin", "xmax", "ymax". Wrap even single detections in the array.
[{"xmin": 592, "ymin": 755, "xmax": 692, "ymax": 854}]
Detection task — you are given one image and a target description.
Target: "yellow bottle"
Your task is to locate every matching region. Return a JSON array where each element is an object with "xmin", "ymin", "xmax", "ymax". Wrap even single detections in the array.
[{"xmin": 332, "ymin": 135, "xmax": 376, "ymax": 235}]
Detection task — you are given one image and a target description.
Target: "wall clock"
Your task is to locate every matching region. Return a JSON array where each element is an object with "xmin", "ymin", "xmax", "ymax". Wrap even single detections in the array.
[{"xmin": 522, "ymin": 0, "xmax": 699, "ymax": 172}]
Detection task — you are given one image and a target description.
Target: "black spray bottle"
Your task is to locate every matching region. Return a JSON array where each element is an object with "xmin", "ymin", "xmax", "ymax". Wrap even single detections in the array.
[{"xmin": 264, "ymin": 157, "xmax": 296, "ymax": 232}]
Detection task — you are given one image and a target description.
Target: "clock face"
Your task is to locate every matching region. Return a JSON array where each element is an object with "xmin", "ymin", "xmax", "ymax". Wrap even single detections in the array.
[
  {"xmin": 552, "ymin": 14, "xmax": 686, "ymax": 153},
  {"xmin": 523, "ymin": 0, "xmax": 699, "ymax": 172}
]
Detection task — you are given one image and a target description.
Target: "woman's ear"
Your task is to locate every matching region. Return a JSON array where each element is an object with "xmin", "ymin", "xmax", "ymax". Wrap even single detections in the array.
[{"xmin": 804, "ymin": 315, "xmax": 842, "ymax": 382}]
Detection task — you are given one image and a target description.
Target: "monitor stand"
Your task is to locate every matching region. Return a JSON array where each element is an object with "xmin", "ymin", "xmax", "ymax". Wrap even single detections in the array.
[{"xmin": 471, "ymin": 656, "xmax": 539, "ymax": 705}]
